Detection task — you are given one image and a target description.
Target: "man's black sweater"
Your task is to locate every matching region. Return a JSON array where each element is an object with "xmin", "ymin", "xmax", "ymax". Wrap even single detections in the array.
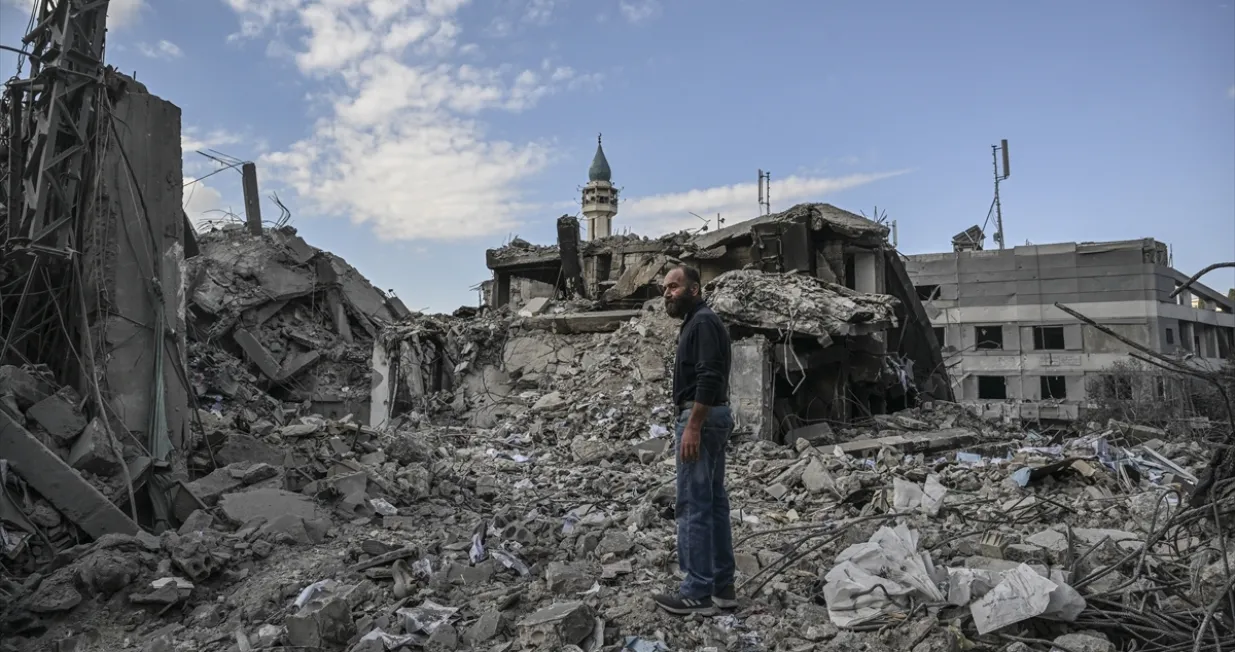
[{"xmin": 672, "ymin": 302, "xmax": 731, "ymax": 407}]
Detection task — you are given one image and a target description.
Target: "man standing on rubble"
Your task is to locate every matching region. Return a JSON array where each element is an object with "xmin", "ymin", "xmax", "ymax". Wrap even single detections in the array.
[{"xmin": 653, "ymin": 265, "xmax": 737, "ymax": 616}]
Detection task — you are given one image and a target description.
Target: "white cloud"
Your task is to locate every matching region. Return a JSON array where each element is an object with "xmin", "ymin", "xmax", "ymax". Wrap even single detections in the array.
[
  {"xmin": 137, "ymin": 40, "xmax": 183, "ymax": 60},
  {"xmin": 223, "ymin": 0, "xmax": 601, "ymax": 241},
  {"xmin": 182, "ymin": 178, "xmax": 229, "ymax": 228},
  {"xmin": 620, "ymin": 171, "xmax": 910, "ymax": 234},
  {"xmin": 523, "ymin": 0, "xmax": 560, "ymax": 24},
  {"xmin": 618, "ymin": 0, "xmax": 660, "ymax": 23},
  {"xmin": 181, "ymin": 127, "xmax": 244, "ymax": 155},
  {"xmin": 3, "ymin": 0, "xmax": 143, "ymax": 27},
  {"xmin": 1228, "ymin": 84, "xmax": 1235, "ymax": 99}
]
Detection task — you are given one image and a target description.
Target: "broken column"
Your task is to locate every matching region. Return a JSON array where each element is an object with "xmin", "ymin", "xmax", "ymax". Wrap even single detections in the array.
[
  {"xmin": 241, "ymin": 161, "xmax": 263, "ymax": 236},
  {"xmin": 82, "ymin": 73, "xmax": 190, "ymax": 452}
]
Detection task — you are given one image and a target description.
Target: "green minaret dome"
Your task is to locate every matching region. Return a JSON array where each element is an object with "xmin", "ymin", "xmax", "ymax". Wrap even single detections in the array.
[{"xmin": 588, "ymin": 133, "xmax": 612, "ymax": 182}]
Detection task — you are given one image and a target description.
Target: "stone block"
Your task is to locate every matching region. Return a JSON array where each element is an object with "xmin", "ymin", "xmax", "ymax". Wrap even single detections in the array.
[
  {"xmin": 177, "ymin": 510, "xmax": 215, "ymax": 535},
  {"xmin": 285, "ymin": 590, "xmax": 355, "ymax": 648},
  {"xmin": 26, "ymin": 388, "xmax": 87, "ymax": 445},
  {"xmin": 545, "ymin": 561, "xmax": 595, "ymax": 595},
  {"xmin": 67, "ymin": 418, "xmax": 122, "ymax": 476},
  {"xmin": 801, "ymin": 457, "xmax": 835, "ymax": 494},
  {"xmin": 463, "ymin": 611, "xmax": 504, "ymax": 646},
  {"xmin": 518, "ymin": 602, "xmax": 594, "ymax": 649}
]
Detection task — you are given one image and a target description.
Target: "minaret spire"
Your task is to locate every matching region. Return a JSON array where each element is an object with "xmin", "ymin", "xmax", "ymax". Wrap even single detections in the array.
[{"xmin": 582, "ymin": 132, "xmax": 618, "ymax": 240}]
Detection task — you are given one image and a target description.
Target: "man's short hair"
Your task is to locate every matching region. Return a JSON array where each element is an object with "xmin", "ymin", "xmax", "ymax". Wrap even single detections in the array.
[{"xmin": 677, "ymin": 264, "xmax": 702, "ymax": 289}]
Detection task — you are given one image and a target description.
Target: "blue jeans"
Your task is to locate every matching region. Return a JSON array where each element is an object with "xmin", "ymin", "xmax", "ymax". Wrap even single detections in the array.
[{"xmin": 674, "ymin": 405, "xmax": 736, "ymax": 599}]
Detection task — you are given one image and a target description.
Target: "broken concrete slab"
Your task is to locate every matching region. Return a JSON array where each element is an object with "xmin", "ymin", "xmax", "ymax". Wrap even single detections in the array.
[
  {"xmin": 786, "ymin": 421, "xmax": 835, "ymax": 447},
  {"xmin": 532, "ymin": 391, "xmax": 565, "ymax": 412},
  {"xmin": 602, "ymin": 253, "xmax": 669, "ymax": 303},
  {"xmin": 218, "ymin": 488, "xmax": 325, "ymax": 526},
  {"xmin": 175, "ymin": 467, "xmax": 246, "ymax": 518},
  {"xmin": 463, "ymin": 611, "xmax": 505, "ymax": 647},
  {"xmin": 67, "ymin": 418, "xmax": 123, "ymax": 476},
  {"xmin": 178, "ymin": 510, "xmax": 216, "ymax": 535},
  {"xmin": 0, "ymin": 412, "xmax": 138, "ymax": 538},
  {"xmin": 834, "ymin": 428, "xmax": 980, "ymax": 458},
  {"xmin": 27, "ymin": 572, "xmax": 83, "ymax": 613},
  {"xmin": 518, "ymin": 601, "xmax": 594, "ymax": 648},
  {"xmin": 232, "ymin": 328, "xmax": 282, "ymax": 380},
  {"xmin": 525, "ymin": 310, "xmax": 641, "ymax": 334},
  {"xmin": 277, "ymin": 350, "xmax": 322, "ymax": 382},
  {"xmin": 271, "ymin": 227, "xmax": 319, "ymax": 265},
  {"xmin": 285, "ymin": 585, "xmax": 356, "ymax": 648},
  {"xmin": 633, "ymin": 438, "xmax": 668, "ymax": 464},
  {"xmin": 517, "ymin": 297, "xmax": 551, "ymax": 317},
  {"xmin": 335, "ymin": 259, "xmax": 394, "ymax": 326},
  {"xmin": 545, "ymin": 561, "xmax": 596, "ymax": 595},
  {"xmin": 26, "ymin": 388, "xmax": 88, "ymax": 445},
  {"xmin": 256, "ymin": 262, "xmax": 316, "ymax": 301}
]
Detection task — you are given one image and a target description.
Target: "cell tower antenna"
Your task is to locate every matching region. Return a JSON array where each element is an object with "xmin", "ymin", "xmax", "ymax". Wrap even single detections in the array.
[
  {"xmin": 757, "ymin": 169, "xmax": 771, "ymax": 215},
  {"xmin": 992, "ymin": 139, "xmax": 1010, "ymax": 249}
]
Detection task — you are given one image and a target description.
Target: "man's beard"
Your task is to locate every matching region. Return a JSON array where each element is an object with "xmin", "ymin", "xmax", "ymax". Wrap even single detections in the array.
[{"xmin": 665, "ymin": 295, "xmax": 693, "ymax": 319}]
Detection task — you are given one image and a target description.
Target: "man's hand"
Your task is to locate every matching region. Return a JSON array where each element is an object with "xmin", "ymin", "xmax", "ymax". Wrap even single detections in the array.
[{"xmin": 680, "ymin": 423, "xmax": 702, "ymax": 462}]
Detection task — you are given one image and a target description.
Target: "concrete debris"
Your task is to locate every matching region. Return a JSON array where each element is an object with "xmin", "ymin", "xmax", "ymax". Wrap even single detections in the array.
[
  {"xmin": 2, "ymin": 223, "xmax": 1231, "ymax": 652},
  {"xmin": 706, "ymin": 268, "xmax": 900, "ymax": 342}
]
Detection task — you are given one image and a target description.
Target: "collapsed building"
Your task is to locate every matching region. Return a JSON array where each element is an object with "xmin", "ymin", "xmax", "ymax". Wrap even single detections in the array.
[{"xmin": 479, "ymin": 203, "xmax": 953, "ymax": 442}]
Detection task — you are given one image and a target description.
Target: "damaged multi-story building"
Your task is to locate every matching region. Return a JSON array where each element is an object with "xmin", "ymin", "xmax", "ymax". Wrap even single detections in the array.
[
  {"xmin": 469, "ymin": 140, "xmax": 953, "ymax": 443},
  {"xmin": 906, "ymin": 234, "xmax": 1235, "ymax": 420}
]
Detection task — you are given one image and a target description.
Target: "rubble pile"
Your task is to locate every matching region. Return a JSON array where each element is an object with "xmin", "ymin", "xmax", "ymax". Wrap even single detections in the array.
[
  {"xmin": 186, "ymin": 224, "xmax": 396, "ymax": 413},
  {"xmin": 374, "ymin": 311, "xmax": 512, "ymax": 426},
  {"xmin": 0, "ymin": 365, "xmax": 135, "ymax": 565},
  {"xmin": 7, "ymin": 368, "xmax": 1232, "ymax": 651},
  {"xmin": 486, "ymin": 238, "xmax": 558, "ymax": 264},
  {"xmin": 706, "ymin": 269, "xmax": 900, "ymax": 342},
  {"xmin": 4, "ymin": 229, "xmax": 1234, "ymax": 652}
]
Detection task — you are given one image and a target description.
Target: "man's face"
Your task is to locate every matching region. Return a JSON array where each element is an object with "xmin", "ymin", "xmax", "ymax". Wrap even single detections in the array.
[{"xmin": 662, "ymin": 269, "xmax": 697, "ymax": 319}]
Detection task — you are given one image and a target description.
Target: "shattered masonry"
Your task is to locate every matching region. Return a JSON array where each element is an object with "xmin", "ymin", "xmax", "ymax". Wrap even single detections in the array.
[
  {"xmin": 483, "ymin": 202, "xmax": 953, "ymax": 441},
  {"xmin": 3, "ymin": 6, "xmax": 1235, "ymax": 652}
]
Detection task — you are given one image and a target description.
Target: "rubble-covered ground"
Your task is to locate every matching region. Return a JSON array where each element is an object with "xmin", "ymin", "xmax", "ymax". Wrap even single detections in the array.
[{"xmin": 3, "ymin": 230, "xmax": 1234, "ymax": 652}]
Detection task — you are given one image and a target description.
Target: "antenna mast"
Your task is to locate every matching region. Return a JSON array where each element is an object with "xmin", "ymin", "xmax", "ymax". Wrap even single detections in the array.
[
  {"xmin": 992, "ymin": 139, "xmax": 1011, "ymax": 249},
  {"xmin": 757, "ymin": 169, "xmax": 771, "ymax": 215}
]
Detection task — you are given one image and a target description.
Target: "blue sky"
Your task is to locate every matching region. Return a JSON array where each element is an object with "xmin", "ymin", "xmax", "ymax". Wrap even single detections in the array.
[{"xmin": 2, "ymin": 1, "xmax": 1233, "ymax": 311}]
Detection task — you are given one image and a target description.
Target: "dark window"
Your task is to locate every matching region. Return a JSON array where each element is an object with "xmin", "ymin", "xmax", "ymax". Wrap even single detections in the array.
[
  {"xmin": 1032, "ymin": 326, "xmax": 1066, "ymax": 350},
  {"xmin": 932, "ymin": 327, "xmax": 945, "ymax": 347},
  {"xmin": 1165, "ymin": 328, "xmax": 1175, "ymax": 345},
  {"xmin": 916, "ymin": 284, "xmax": 941, "ymax": 301},
  {"xmin": 1040, "ymin": 375, "xmax": 1067, "ymax": 399},
  {"xmin": 977, "ymin": 376, "xmax": 1007, "ymax": 399},
  {"xmin": 975, "ymin": 326, "xmax": 1004, "ymax": 350}
]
